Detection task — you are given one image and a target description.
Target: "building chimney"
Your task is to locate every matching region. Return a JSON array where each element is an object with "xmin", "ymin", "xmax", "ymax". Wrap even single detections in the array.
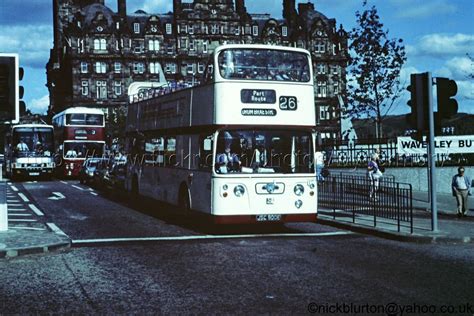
[
  {"xmin": 298, "ymin": 2, "xmax": 315, "ymax": 16},
  {"xmin": 118, "ymin": 0, "xmax": 126, "ymax": 17},
  {"xmin": 235, "ymin": 0, "xmax": 246, "ymax": 15}
]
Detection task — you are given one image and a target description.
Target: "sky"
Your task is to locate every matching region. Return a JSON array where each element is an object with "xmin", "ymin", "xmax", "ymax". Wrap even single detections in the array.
[{"xmin": 0, "ymin": 0, "xmax": 472, "ymax": 115}]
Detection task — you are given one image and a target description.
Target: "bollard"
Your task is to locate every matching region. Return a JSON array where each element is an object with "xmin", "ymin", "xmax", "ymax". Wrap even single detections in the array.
[{"xmin": 0, "ymin": 181, "xmax": 7, "ymax": 231}]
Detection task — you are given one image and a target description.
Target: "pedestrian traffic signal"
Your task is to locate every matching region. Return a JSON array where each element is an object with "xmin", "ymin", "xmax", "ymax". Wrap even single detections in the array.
[
  {"xmin": 406, "ymin": 73, "xmax": 429, "ymax": 132},
  {"xmin": 436, "ymin": 77, "xmax": 458, "ymax": 119},
  {"xmin": 0, "ymin": 53, "xmax": 20, "ymax": 123}
]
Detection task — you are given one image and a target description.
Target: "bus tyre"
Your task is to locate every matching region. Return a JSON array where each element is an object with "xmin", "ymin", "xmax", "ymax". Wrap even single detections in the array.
[{"xmin": 178, "ymin": 186, "xmax": 191, "ymax": 216}]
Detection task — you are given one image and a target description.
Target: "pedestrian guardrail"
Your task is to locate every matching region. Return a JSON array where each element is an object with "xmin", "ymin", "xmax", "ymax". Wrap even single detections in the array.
[{"xmin": 318, "ymin": 174, "xmax": 413, "ymax": 233}]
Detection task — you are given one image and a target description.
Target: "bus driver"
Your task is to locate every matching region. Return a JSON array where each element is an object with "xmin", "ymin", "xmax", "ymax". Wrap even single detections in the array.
[{"xmin": 215, "ymin": 132, "xmax": 241, "ymax": 173}]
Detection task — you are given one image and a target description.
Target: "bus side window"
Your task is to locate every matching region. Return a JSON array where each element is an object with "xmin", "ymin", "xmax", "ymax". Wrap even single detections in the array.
[{"xmin": 199, "ymin": 134, "xmax": 213, "ymax": 170}]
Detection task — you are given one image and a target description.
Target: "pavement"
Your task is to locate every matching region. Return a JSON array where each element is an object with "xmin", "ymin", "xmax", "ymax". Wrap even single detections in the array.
[
  {"xmin": 317, "ymin": 189, "xmax": 474, "ymax": 243},
  {"xmin": 0, "ymin": 179, "xmax": 473, "ymax": 259}
]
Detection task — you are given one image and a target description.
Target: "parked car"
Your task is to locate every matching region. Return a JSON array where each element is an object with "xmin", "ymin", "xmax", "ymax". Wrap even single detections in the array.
[
  {"xmin": 92, "ymin": 158, "xmax": 113, "ymax": 189},
  {"xmin": 79, "ymin": 158, "xmax": 107, "ymax": 185},
  {"xmin": 102, "ymin": 161, "xmax": 127, "ymax": 191}
]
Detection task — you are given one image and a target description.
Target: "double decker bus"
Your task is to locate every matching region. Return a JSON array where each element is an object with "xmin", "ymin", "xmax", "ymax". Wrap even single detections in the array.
[
  {"xmin": 126, "ymin": 44, "xmax": 317, "ymax": 224},
  {"xmin": 4, "ymin": 123, "xmax": 55, "ymax": 180},
  {"xmin": 52, "ymin": 107, "xmax": 105, "ymax": 177}
]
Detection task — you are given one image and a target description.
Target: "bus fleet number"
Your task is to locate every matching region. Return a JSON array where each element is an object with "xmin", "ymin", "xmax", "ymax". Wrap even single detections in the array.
[{"xmin": 279, "ymin": 96, "xmax": 297, "ymax": 111}]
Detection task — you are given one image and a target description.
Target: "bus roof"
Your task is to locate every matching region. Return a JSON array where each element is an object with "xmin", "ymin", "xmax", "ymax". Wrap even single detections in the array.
[
  {"xmin": 52, "ymin": 107, "xmax": 104, "ymax": 119},
  {"xmin": 213, "ymin": 44, "xmax": 311, "ymax": 55},
  {"xmin": 12, "ymin": 124, "xmax": 53, "ymax": 129}
]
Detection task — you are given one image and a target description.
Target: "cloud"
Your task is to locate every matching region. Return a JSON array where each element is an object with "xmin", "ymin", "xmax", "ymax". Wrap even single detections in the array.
[
  {"xmin": 0, "ymin": 25, "xmax": 52, "ymax": 69},
  {"xmin": 29, "ymin": 94, "xmax": 49, "ymax": 114},
  {"xmin": 409, "ymin": 33, "xmax": 474, "ymax": 58},
  {"xmin": 390, "ymin": 0, "xmax": 457, "ymax": 18}
]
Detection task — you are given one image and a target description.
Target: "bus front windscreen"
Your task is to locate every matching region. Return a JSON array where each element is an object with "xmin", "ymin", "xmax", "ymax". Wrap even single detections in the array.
[
  {"xmin": 13, "ymin": 127, "xmax": 54, "ymax": 157},
  {"xmin": 218, "ymin": 49, "xmax": 311, "ymax": 82},
  {"xmin": 215, "ymin": 129, "xmax": 314, "ymax": 174},
  {"xmin": 66, "ymin": 113, "xmax": 104, "ymax": 126}
]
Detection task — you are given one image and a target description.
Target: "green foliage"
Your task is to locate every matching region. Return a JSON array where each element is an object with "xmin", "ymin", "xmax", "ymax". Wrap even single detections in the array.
[{"xmin": 346, "ymin": 2, "xmax": 406, "ymax": 139}]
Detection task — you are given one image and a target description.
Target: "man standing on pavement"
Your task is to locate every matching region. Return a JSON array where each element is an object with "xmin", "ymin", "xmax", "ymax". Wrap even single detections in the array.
[{"xmin": 451, "ymin": 166, "xmax": 472, "ymax": 218}]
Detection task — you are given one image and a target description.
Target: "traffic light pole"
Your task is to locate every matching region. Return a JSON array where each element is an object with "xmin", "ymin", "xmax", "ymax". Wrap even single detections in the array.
[{"xmin": 427, "ymin": 72, "xmax": 438, "ymax": 231}]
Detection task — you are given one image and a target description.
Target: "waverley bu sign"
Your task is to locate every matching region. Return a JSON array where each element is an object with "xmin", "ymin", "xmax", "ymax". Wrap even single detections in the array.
[{"xmin": 397, "ymin": 136, "xmax": 474, "ymax": 155}]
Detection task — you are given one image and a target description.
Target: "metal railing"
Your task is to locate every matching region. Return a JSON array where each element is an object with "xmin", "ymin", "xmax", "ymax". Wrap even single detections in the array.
[{"xmin": 318, "ymin": 174, "xmax": 413, "ymax": 233}]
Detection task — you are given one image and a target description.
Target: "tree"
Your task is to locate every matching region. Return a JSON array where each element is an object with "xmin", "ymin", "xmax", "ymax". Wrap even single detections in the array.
[{"xmin": 346, "ymin": 2, "xmax": 406, "ymax": 140}]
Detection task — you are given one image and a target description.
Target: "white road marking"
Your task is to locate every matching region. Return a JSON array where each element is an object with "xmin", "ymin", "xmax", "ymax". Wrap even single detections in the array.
[
  {"xmin": 72, "ymin": 231, "xmax": 354, "ymax": 245},
  {"xmin": 46, "ymin": 223, "xmax": 68, "ymax": 236},
  {"xmin": 7, "ymin": 208, "xmax": 27, "ymax": 212},
  {"xmin": 8, "ymin": 219, "xmax": 37, "ymax": 222},
  {"xmin": 7, "ymin": 204, "xmax": 23, "ymax": 207},
  {"xmin": 60, "ymin": 181, "xmax": 68, "ymax": 185},
  {"xmin": 71, "ymin": 185, "xmax": 85, "ymax": 191},
  {"xmin": 7, "ymin": 200, "xmax": 20, "ymax": 203},
  {"xmin": 8, "ymin": 213, "xmax": 33, "ymax": 217},
  {"xmin": 18, "ymin": 193, "xmax": 30, "ymax": 202},
  {"xmin": 90, "ymin": 192, "xmax": 98, "ymax": 196},
  {"xmin": 10, "ymin": 185, "xmax": 18, "ymax": 192},
  {"xmin": 8, "ymin": 226, "xmax": 46, "ymax": 231},
  {"xmin": 29, "ymin": 204, "xmax": 44, "ymax": 216},
  {"xmin": 48, "ymin": 192, "xmax": 66, "ymax": 200}
]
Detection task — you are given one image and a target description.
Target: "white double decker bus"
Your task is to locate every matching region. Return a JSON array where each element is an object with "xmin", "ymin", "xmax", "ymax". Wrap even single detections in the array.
[{"xmin": 126, "ymin": 44, "xmax": 317, "ymax": 224}]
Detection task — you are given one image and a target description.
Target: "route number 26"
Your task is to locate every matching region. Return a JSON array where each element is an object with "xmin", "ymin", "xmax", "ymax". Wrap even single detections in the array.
[{"xmin": 279, "ymin": 96, "xmax": 297, "ymax": 111}]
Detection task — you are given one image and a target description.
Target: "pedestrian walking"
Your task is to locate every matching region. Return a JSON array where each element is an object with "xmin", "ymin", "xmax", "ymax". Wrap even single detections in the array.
[
  {"xmin": 451, "ymin": 166, "xmax": 472, "ymax": 217},
  {"xmin": 315, "ymin": 151, "xmax": 325, "ymax": 182},
  {"xmin": 368, "ymin": 154, "xmax": 383, "ymax": 201}
]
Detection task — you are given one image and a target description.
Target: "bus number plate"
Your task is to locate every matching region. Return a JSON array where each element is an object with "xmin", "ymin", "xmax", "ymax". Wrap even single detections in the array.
[
  {"xmin": 29, "ymin": 172, "xmax": 40, "ymax": 176},
  {"xmin": 279, "ymin": 96, "xmax": 297, "ymax": 111},
  {"xmin": 256, "ymin": 214, "xmax": 282, "ymax": 222}
]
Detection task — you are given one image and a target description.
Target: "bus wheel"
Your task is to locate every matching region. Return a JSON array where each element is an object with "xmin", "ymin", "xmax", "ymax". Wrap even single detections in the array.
[{"xmin": 178, "ymin": 186, "xmax": 191, "ymax": 215}]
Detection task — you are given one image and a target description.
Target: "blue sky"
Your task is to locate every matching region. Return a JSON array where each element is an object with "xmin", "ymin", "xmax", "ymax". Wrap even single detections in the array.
[{"xmin": 0, "ymin": 0, "xmax": 472, "ymax": 115}]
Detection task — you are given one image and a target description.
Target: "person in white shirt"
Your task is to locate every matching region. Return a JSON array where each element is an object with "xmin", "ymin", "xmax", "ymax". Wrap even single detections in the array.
[
  {"xmin": 16, "ymin": 139, "xmax": 29, "ymax": 152},
  {"xmin": 315, "ymin": 151, "xmax": 325, "ymax": 182},
  {"xmin": 451, "ymin": 166, "xmax": 472, "ymax": 217}
]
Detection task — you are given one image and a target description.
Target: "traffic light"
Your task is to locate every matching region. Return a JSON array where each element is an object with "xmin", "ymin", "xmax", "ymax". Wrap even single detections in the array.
[
  {"xmin": 19, "ymin": 66, "xmax": 26, "ymax": 116},
  {"xmin": 436, "ymin": 77, "xmax": 458, "ymax": 119},
  {"xmin": 406, "ymin": 73, "xmax": 430, "ymax": 133},
  {"xmin": 0, "ymin": 53, "xmax": 20, "ymax": 123}
]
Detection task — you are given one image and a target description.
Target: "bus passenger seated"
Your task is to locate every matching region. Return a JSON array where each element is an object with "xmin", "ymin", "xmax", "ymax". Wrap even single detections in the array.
[
  {"xmin": 252, "ymin": 144, "xmax": 268, "ymax": 169},
  {"xmin": 65, "ymin": 148, "xmax": 78, "ymax": 158}
]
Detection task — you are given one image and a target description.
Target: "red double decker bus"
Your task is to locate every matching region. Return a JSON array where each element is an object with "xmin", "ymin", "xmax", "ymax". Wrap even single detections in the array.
[{"xmin": 52, "ymin": 107, "xmax": 106, "ymax": 177}]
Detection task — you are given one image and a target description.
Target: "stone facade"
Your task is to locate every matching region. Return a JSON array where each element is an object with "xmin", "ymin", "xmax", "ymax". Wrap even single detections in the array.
[{"xmin": 47, "ymin": 0, "xmax": 348, "ymax": 138}]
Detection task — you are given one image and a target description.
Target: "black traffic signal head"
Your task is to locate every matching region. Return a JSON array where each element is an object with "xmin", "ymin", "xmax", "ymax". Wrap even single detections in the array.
[
  {"xmin": 436, "ymin": 77, "xmax": 458, "ymax": 119},
  {"xmin": 406, "ymin": 73, "xmax": 429, "ymax": 131},
  {"xmin": 0, "ymin": 54, "xmax": 19, "ymax": 122}
]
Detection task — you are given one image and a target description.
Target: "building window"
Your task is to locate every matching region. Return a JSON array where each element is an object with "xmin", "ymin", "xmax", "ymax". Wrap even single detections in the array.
[
  {"xmin": 317, "ymin": 81, "xmax": 327, "ymax": 98},
  {"xmin": 81, "ymin": 81, "xmax": 89, "ymax": 96},
  {"xmin": 211, "ymin": 24, "xmax": 219, "ymax": 34},
  {"xmin": 114, "ymin": 62, "xmax": 121, "ymax": 73},
  {"xmin": 149, "ymin": 39, "xmax": 160, "ymax": 51},
  {"xmin": 319, "ymin": 105, "xmax": 331, "ymax": 121},
  {"xmin": 315, "ymin": 41, "xmax": 325, "ymax": 53},
  {"xmin": 166, "ymin": 23, "xmax": 172, "ymax": 34},
  {"xmin": 180, "ymin": 38, "xmax": 188, "ymax": 49},
  {"xmin": 333, "ymin": 83, "xmax": 339, "ymax": 95},
  {"xmin": 282, "ymin": 26, "xmax": 288, "ymax": 37},
  {"xmin": 133, "ymin": 23, "xmax": 140, "ymax": 34},
  {"xmin": 198, "ymin": 62, "xmax": 205, "ymax": 74},
  {"xmin": 181, "ymin": 25, "xmax": 188, "ymax": 34},
  {"xmin": 96, "ymin": 80, "xmax": 107, "ymax": 99},
  {"xmin": 80, "ymin": 62, "xmax": 88, "ymax": 73},
  {"xmin": 203, "ymin": 41, "xmax": 208, "ymax": 53},
  {"xmin": 93, "ymin": 38, "xmax": 107, "ymax": 51},
  {"xmin": 189, "ymin": 40, "xmax": 195, "ymax": 51},
  {"xmin": 187, "ymin": 63, "xmax": 195, "ymax": 74},
  {"xmin": 134, "ymin": 41, "xmax": 144, "ymax": 53},
  {"xmin": 95, "ymin": 62, "xmax": 106, "ymax": 74},
  {"xmin": 165, "ymin": 63, "xmax": 176, "ymax": 74},
  {"xmin": 316, "ymin": 64, "xmax": 326, "ymax": 74},
  {"xmin": 114, "ymin": 81, "xmax": 122, "ymax": 95},
  {"xmin": 133, "ymin": 62, "xmax": 145, "ymax": 74},
  {"xmin": 332, "ymin": 65, "xmax": 339, "ymax": 75},
  {"xmin": 235, "ymin": 27, "xmax": 240, "ymax": 35},
  {"xmin": 167, "ymin": 45, "xmax": 174, "ymax": 55},
  {"xmin": 189, "ymin": 25, "xmax": 194, "ymax": 35},
  {"xmin": 252, "ymin": 25, "xmax": 259, "ymax": 36},
  {"xmin": 150, "ymin": 62, "xmax": 161, "ymax": 74}
]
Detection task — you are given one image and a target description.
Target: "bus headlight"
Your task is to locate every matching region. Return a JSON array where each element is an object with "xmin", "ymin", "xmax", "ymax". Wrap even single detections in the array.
[
  {"xmin": 234, "ymin": 185, "xmax": 245, "ymax": 197},
  {"xmin": 70, "ymin": 163, "xmax": 74, "ymax": 169},
  {"xmin": 222, "ymin": 184, "xmax": 228, "ymax": 191},
  {"xmin": 294, "ymin": 184, "xmax": 304, "ymax": 196},
  {"xmin": 308, "ymin": 180, "xmax": 316, "ymax": 189},
  {"xmin": 295, "ymin": 200, "xmax": 303, "ymax": 209}
]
